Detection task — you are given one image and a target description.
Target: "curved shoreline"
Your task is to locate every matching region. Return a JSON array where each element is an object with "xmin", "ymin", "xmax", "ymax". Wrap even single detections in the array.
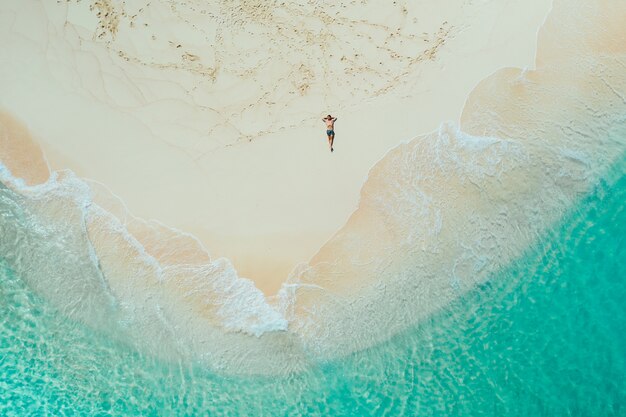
[{"xmin": 1, "ymin": 0, "xmax": 625, "ymax": 375}]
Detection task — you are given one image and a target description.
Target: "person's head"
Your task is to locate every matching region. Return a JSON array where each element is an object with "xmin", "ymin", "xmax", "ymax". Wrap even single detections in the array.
[{"xmin": 327, "ymin": 114, "xmax": 332, "ymax": 119}]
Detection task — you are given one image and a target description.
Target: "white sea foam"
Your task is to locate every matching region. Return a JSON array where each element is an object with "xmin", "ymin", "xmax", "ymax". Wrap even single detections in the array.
[{"xmin": 0, "ymin": 163, "xmax": 293, "ymax": 369}]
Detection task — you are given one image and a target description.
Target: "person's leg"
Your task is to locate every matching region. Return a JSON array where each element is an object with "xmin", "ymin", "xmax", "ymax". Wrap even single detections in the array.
[
  {"xmin": 327, "ymin": 135, "xmax": 332, "ymax": 150},
  {"xmin": 330, "ymin": 134, "xmax": 334, "ymax": 152}
]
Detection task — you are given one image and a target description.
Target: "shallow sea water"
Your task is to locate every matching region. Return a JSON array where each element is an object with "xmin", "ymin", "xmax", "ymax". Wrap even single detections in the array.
[{"xmin": 1, "ymin": 154, "xmax": 625, "ymax": 416}]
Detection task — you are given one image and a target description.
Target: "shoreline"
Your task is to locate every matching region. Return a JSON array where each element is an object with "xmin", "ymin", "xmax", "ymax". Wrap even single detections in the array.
[
  {"xmin": 0, "ymin": 0, "xmax": 552, "ymax": 295},
  {"xmin": 0, "ymin": 0, "xmax": 624, "ymax": 373}
]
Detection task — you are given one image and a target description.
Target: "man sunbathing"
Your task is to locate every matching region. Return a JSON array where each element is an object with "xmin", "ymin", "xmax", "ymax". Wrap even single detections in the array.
[{"xmin": 322, "ymin": 114, "xmax": 337, "ymax": 152}]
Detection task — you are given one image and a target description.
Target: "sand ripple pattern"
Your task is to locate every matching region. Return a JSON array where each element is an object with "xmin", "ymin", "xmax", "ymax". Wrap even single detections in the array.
[{"xmin": 60, "ymin": 0, "xmax": 453, "ymax": 150}]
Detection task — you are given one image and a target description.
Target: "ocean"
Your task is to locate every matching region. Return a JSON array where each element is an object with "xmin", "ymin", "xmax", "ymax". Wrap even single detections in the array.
[{"xmin": 1, "ymin": 154, "xmax": 624, "ymax": 415}]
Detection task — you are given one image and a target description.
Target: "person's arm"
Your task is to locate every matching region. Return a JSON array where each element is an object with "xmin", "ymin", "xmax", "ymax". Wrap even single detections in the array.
[{"xmin": 333, "ymin": 117, "xmax": 338, "ymax": 122}]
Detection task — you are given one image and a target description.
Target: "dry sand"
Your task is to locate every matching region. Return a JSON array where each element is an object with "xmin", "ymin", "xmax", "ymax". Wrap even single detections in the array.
[{"xmin": 0, "ymin": 0, "xmax": 551, "ymax": 294}]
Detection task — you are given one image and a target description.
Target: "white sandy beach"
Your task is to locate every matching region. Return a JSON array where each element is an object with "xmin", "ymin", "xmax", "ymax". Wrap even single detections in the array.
[
  {"xmin": 2, "ymin": 0, "xmax": 625, "ymax": 374},
  {"xmin": 0, "ymin": 0, "xmax": 551, "ymax": 294}
]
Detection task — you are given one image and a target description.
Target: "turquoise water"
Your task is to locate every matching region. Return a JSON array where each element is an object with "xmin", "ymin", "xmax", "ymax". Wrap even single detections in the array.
[{"xmin": 1, "ymin": 155, "xmax": 625, "ymax": 416}]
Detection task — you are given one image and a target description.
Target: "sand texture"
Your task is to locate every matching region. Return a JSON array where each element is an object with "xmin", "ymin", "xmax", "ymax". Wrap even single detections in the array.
[{"xmin": 0, "ymin": 0, "xmax": 550, "ymax": 293}]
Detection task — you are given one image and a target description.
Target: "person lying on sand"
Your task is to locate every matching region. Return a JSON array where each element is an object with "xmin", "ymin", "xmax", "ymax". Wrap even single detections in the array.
[{"xmin": 322, "ymin": 114, "xmax": 337, "ymax": 152}]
